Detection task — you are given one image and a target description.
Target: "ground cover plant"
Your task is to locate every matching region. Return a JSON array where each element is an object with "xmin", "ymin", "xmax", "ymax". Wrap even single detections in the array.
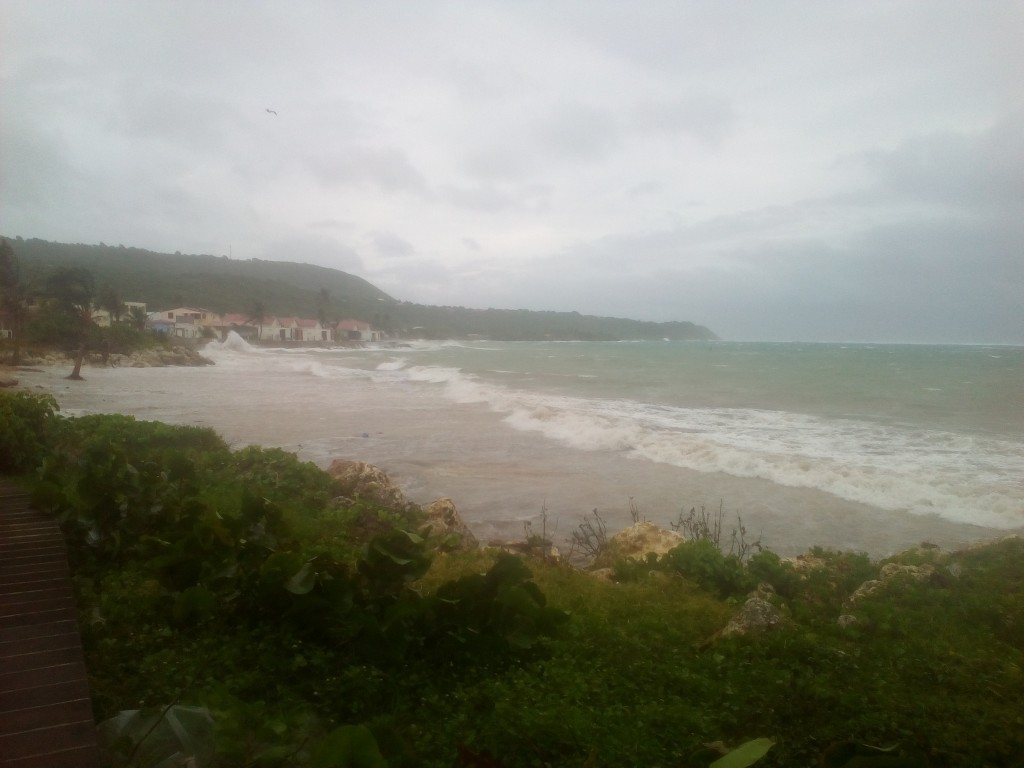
[{"xmin": 2, "ymin": 390, "xmax": 1023, "ymax": 767}]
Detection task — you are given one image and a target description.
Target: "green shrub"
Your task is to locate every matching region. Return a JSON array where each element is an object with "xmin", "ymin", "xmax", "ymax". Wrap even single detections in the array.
[
  {"xmin": 747, "ymin": 550, "xmax": 801, "ymax": 599},
  {"xmin": 661, "ymin": 539, "xmax": 754, "ymax": 599},
  {"xmin": 0, "ymin": 390, "xmax": 60, "ymax": 473}
]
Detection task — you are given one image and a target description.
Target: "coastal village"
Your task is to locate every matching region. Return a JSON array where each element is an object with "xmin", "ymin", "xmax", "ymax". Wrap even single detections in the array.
[
  {"xmin": 144, "ymin": 306, "xmax": 385, "ymax": 344},
  {"xmin": 1, "ymin": 300, "xmax": 385, "ymax": 346}
]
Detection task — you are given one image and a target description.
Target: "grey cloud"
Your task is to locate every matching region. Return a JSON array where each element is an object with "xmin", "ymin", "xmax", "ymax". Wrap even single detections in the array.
[
  {"xmin": 441, "ymin": 183, "xmax": 551, "ymax": 214},
  {"xmin": 3, "ymin": 2, "xmax": 1019, "ymax": 344},
  {"xmin": 307, "ymin": 148, "xmax": 429, "ymax": 195},
  {"xmin": 445, "ymin": 59, "xmax": 534, "ymax": 102},
  {"xmin": 111, "ymin": 78, "xmax": 239, "ymax": 152},
  {"xmin": 858, "ymin": 116, "xmax": 1024, "ymax": 211},
  {"xmin": 519, "ymin": 205, "xmax": 1023, "ymax": 344},
  {"xmin": 370, "ymin": 231, "xmax": 415, "ymax": 259},
  {"xmin": 258, "ymin": 234, "xmax": 364, "ymax": 273},
  {"xmin": 0, "ymin": 127, "xmax": 84, "ymax": 212},
  {"xmin": 307, "ymin": 219, "xmax": 353, "ymax": 231},
  {"xmin": 538, "ymin": 101, "xmax": 621, "ymax": 160},
  {"xmin": 631, "ymin": 94, "xmax": 736, "ymax": 146},
  {"xmin": 366, "ymin": 258, "xmax": 457, "ymax": 305}
]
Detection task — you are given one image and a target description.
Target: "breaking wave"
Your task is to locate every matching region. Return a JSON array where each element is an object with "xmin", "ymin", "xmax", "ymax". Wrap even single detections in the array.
[{"xmin": 399, "ymin": 363, "xmax": 1024, "ymax": 530}]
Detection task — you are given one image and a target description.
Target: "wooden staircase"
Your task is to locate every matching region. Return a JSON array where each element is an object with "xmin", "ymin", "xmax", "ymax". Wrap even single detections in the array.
[{"xmin": 0, "ymin": 480, "xmax": 100, "ymax": 767}]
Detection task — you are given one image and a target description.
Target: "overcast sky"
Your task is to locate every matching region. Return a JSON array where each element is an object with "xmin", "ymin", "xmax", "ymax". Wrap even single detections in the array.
[{"xmin": 2, "ymin": 2, "xmax": 1021, "ymax": 343}]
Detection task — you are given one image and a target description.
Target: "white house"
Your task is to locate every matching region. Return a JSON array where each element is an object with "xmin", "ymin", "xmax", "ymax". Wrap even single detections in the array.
[
  {"xmin": 336, "ymin": 319, "xmax": 381, "ymax": 342},
  {"xmin": 295, "ymin": 317, "xmax": 331, "ymax": 342},
  {"xmin": 216, "ymin": 313, "xmax": 260, "ymax": 342}
]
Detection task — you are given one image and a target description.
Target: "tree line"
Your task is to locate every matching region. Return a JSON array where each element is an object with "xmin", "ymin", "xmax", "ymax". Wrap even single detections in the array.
[
  {"xmin": 5, "ymin": 236, "xmax": 718, "ymax": 341},
  {"xmin": 1, "ymin": 238, "xmax": 156, "ymax": 376}
]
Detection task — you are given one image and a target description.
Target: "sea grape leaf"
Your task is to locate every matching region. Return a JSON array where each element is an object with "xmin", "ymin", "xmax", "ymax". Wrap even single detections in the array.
[
  {"xmin": 285, "ymin": 561, "xmax": 317, "ymax": 595},
  {"xmin": 173, "ymin": 585, "xmax": 218, "ymax": 623},
  {"xmin": 710, "ymin": 738, "xmax": 775, "ymax": 768},
  {"xmin": 261, "ymin": 551, "xmax": 304, "ymax": 585},
  {"xmin": 311, "ymin": 724, "xmax": 388, "ymax": 768}
]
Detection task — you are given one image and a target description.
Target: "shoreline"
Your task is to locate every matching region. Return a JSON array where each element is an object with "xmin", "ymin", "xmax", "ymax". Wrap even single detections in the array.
[{"xmin": 5, "ymin": 358, "xmax": 1018, "ymax": 560}]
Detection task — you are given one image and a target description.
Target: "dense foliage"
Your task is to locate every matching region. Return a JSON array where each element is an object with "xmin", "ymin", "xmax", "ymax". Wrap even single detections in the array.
[{"xmin": 2, "ymin": 391, "xmax": 1022, "ymax": 767}]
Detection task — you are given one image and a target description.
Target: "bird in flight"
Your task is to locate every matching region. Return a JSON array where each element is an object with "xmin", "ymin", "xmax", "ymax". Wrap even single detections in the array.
[{"xmin": 266, "ymin": 108, "xmax": 278, "ymax": 116}]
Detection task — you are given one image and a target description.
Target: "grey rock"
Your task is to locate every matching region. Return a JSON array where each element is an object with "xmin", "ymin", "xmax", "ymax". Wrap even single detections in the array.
[{"xmin": 419, "ymin": 497, "xmax": 479, "ymax": 551}]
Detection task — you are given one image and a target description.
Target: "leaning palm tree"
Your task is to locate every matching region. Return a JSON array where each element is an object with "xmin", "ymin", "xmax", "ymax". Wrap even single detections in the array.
[{"xmin": 46, "ymin": 266, "xmax": 96, "ymax": 380}]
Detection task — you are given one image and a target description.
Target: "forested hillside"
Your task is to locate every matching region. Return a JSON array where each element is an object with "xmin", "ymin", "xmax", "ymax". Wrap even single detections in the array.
[{"xmin": 6, "ymin": 237, "xmax": 717, "ymax": 340}]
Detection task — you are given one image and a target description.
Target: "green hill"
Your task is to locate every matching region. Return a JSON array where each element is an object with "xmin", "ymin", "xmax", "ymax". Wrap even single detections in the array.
[{"xmin": 4, "ymin": 236, "xmax": 717, "ymax": 341}]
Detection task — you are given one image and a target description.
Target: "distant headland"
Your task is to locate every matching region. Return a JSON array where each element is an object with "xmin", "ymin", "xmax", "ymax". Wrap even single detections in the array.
[{"xmin": 3, "ymin": 236, "xmax": 717, "ymax": 342}]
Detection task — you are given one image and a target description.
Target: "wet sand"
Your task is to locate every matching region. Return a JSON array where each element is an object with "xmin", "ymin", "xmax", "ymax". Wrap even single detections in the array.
[{"xmin": 10, "ymin": 362, "xmax": 1014, "ymax": 557}]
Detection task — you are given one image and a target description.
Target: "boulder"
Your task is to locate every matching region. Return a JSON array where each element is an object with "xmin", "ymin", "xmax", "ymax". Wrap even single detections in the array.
[
  {"xmin": 847, "ymin": 562, "xmax": 936, "ymax": 608},
  {"xmin": 596, "ymin": 521, "xmax": 685, "ymax": 566},
  {"xmin": 587, "ymin": 567, "xmax": 617, "ymax": 582},
  {"xmin": 326, "ymin": 460, "xmax": 416, "ymax": 514},
  {"xmin": 879, "ymin": 562, "xmax": 935, "ymax": 581},
  {"xmin": 0, "ymin": 374, "xmax": 18, "ymax": 388},
  {"xmin": 718, "ymin": 596, "xmax": 792, "ymax": 639},
  {"xmin": 419, "ymin": 497, "xmax": 478, "ymax": 551},
  {"xmin": 783, "ymin": 553, "xmax": 827, "ymax": 574},
  {"xmin": 846, "ymin": 579, "xmax": 883, "ymax": 606},
  {"xmin": 837, "ymin": 614, "xmax": 858, "ymax": 629}
]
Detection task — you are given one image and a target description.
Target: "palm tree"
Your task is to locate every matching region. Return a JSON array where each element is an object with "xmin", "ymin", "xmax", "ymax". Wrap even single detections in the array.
[
  {"xmin": 247, "ymin": 299, "xmax": 267, "ymax": 342},
  {"xmin": 46, "ymin": 266, "xmax": 96, "ymax": 380},
  {"xmin": 316, "ymin": 288, "xmax": 332, "ymax": 328},
  {"xmin": 98, "ymin": 285, "xmax": 127, "ymax": 325},
  {"xmin": 128, "ymin": 305, "xmax": 148, "ymax": 331}
]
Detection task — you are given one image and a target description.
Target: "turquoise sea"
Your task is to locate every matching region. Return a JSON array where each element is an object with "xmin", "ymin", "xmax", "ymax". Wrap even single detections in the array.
[{"xmin": 39, "ymin": 338, "xmax": 1024, "ymax": 555}]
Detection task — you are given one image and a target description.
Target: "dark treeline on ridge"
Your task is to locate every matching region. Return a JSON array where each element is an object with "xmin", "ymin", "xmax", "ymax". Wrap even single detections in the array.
[{"xmin": 5, "ymin": 236, "xmax": 717, "ymax": 341}]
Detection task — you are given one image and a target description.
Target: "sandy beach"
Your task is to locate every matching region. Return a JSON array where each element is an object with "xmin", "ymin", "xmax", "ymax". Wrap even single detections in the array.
[{"xmin": 7, "ymin": 356, "xmax": 1017, "ymax": 559}]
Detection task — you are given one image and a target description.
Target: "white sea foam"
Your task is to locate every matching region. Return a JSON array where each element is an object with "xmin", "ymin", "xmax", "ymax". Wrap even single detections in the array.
[
  {"xmin": 398, "ymin": 362, "xmax": 1024, "ymax": 530},
  {"xmin": 182, "ymin": 341, "xmax": 1024, "ymax": 532},
  {"xmin": 207, "ymin": 331, "xmax": 262, "ymax": 355}
]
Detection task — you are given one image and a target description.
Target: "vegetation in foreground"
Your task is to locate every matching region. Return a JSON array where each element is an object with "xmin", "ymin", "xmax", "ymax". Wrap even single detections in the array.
[{"xmin": 2, "ymin": 391, "xmax": 1023, "ymax": 767}]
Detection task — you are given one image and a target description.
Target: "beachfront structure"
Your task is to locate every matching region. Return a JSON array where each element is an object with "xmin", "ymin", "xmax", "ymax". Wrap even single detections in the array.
[
  {"xmin": 294, "ymin": 317, "xmax": 331, "ymax": 342},
  {"xmin": 152, "ymin": 307, "xmax": 222, "ymax": 329},
  {"xmin": 254, "ymin": 316, "xmax": 331, "ymax": 343},
  {"xmin": 143, "ymin": 309, "xmax": 378, "ymax": 344},
  {"xmin": 216, "ymin": 313, "xmax": 260, "ymax": 342},
  {"xmin": 336, "ymin": 319, "xmax": 381, "ymax": 342},
  {"xmin": 148, "ymin": 307, "xmax": 222, "ymax": 338}
]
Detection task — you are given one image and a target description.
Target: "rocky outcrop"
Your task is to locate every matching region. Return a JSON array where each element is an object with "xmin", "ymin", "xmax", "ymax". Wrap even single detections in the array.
[
  {"xmin": 879, "ymin": 562, "xmax": 935, "ymax": 581},
  {"xmin": 846, "ymin": 562, "xmax": 935, "ymax": 608},
  {"xmin": 718, "ymin": 596, "xmax": 793, "ymax": 639},
  {"xmin": 326, "ymin": 460, "xmax": 479, "ymax": 551},
  {"xmin": 111, "ymin": 346, "xmax": 214, "ymax": 367},
  {"xmin": 594, "ymin": 521, "xmax": 685, "ymax": 567},
  {"xmin": 419, "ymin": 497, "xmax": 479, "ymax": 551},
  {"xmin": 783, "ymin": 553, "xmax": 827, "ymax": 574},
  {"xmin": 326, "ymin": 459, "xmax": 417, "ymax": 514},
  {"xmin": 12, "ymin": 345, "xmax": 213, "ymax": 368}
]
